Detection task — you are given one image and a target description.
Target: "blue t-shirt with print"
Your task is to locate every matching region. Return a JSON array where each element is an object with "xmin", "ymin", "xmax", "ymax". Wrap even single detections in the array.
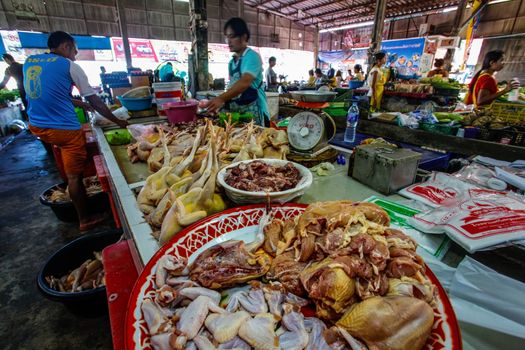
[
  {"xmin": 228, "ymin": 48, "xmax": 269, "ymax": 121},
  {"xmin": 24, "ymin": 53, "xmax": 80, "ymax": 130}
]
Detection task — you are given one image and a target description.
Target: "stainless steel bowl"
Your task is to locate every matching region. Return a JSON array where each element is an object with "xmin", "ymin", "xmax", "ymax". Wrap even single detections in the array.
[{"xmin": 290, "ymin": 91, "xmax": 338, "ymax": 103}]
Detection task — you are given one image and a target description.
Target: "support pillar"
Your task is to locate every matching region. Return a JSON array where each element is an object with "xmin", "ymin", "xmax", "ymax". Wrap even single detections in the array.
[
  {"xmin": 189, "ymin": 0, "xmax": 209, "ymax": 95},
  {"xmin": 368, "ymin": 0, "xmax": 387, "ymax": 71},
  {"xmin": 115, "ymin": 0, "xmax": 132, "ymax": 69},
  {"xmin": 313, "ymin": 26, "xmax": 319, "ymax": 68}
]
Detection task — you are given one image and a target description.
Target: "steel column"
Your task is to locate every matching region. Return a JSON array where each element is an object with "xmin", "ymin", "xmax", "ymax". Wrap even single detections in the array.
[
  {"xmin": 189, "ymin": 0, "xmax": 209, "ymax": 94},
  {"xmin": 115, "ymin": 0, "xmax": 132, "ymax": 69}
]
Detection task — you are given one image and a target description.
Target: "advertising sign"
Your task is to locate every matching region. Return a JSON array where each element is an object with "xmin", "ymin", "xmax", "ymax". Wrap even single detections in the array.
[
  {"xmin": 112, "ymin": 38, "xmax": 158, "ymax": 62},
  {"xmin": 0, "ymin": 30, "xmax": 24, "ymax": 61},
  {"xmin": 381, "ymin": 37, "xmax": 426, "ymax": 77}
]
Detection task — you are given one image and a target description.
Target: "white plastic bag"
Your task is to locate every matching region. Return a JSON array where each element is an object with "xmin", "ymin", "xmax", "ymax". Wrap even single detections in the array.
[
  {"xmin": 409, "ymin": 188, "xmax": 525, "ymax": 252},
  {"xmin": 399, "ymin": 172, "xmax": 475, "ymax": 208},
  {"xmin": 93, "ymin": 106, "xmax": 130, "ymax": 126}
]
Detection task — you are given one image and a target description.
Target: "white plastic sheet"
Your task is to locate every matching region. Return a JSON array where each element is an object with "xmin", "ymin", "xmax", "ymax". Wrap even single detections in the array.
[
  {"xmin": 450, "ymin": 257, "xmax": 525, "ymax": 332},
  {"xmin": 421, "ymin": 254, "xmax": 525, "ymax": 349}
]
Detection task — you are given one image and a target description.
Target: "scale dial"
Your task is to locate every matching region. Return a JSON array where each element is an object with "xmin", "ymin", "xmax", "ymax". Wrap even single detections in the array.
[{"xmin": 287, "ymin": 111, "xmax": 325, "ymax": 151}]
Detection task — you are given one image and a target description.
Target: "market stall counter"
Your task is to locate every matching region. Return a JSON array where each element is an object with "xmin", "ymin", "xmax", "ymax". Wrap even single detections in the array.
[{"xmin": 90, "ymin": 118, "xmax": 524, "ymax": 350}]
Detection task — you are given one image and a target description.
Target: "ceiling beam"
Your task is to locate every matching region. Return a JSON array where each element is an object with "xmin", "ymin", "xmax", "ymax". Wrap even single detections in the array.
[
  {"xmin": 316, "ymin": 0, "xmax": 460, "ymax": 29},
  {"xmin": 270, "ymin": 0, "xmax": 313, "ymax": 12},
  {"xmin": 298, "ymin": 1, "xmax": 370, "ymax": 22},
  {"xmin": 305, "ymin": 0, "xmax": 458, "ymax": 27}
]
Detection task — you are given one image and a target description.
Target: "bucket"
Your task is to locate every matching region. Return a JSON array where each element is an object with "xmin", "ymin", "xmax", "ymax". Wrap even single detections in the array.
[
  {"xmin": 153, "ymin": 82, "xmax": 183, "ymax": 116},
  {"xmin": 153, "ymin": 82, "xmax": 182, "ymax": 99},
  {"xmin": 40, "ymin": 183, "xmax": 110, "ymax": 222},
  {"xmin": 36, "ymin": 229, "xmax": 122, "ymax": 317},
  {"xmin": 164, "ymin": 100, "xmax": 198, "ymax": 124}
]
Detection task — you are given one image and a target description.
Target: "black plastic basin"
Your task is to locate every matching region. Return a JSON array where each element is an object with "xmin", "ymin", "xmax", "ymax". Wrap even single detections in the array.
[
  {"xmin": 36, "ymin": 229, "xmax": 122, "ymax": 317},
  {"xmin": 39, "ymin": 182, "xmax": 110, "ymax": 222}
]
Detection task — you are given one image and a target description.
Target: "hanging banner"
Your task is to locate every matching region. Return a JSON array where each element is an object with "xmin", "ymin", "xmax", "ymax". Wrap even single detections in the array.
[
  {"xmin": 318, "ymin": 49, "xmax": 368, "ymax": 70},
  {"xmin": 150, "ymin": 40, "xmax": 191, "ymax": 62},
  {"xmin": 94, "ymin": 49, "xmax": 114, "ymax": 61},
  {"xmin": 1, "ymin": 30, "xmax": 24, "ymax": 61},
  {"xmin": 381, "ymin": 37, "xmax": 426, "ymax": 77},
  {"xmin": 208, "ymin": 43, "xmax": 231, "ymax": 64},
  {"xmin": 112, "ymin": 38, "xmax": 158, "ymax": 62},
  {"xmin": 463, "ymin": 0, "xmax": 482, "ymax": 69},
  {"xmin": 341, "ymin": 22, "xmax": 391, "ymax": 50}
]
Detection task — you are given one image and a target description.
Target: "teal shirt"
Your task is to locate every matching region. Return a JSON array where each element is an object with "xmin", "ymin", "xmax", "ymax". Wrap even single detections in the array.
[{"xmin": 228, "ymin": 47, "xmax": 269, "ymax": 124}]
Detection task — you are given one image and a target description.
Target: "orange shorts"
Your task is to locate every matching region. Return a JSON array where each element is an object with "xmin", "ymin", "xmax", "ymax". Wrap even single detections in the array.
[{"xmin": 29, "ymin": 125, "xmax": 87, "ymax": 175}]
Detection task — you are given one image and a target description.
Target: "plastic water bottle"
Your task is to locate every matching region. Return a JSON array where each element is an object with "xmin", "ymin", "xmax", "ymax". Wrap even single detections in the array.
[
  {"xmin": 508, "ymin": 77, "xmax": 520, "ymax": 102},
  {"xmin": 344, "ymin": 100, "xmax": 359, "ymax": 143}
]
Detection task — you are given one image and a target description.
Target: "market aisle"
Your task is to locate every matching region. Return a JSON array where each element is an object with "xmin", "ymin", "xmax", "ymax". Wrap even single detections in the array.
[{"xmin": 0, "ymin": 131, "xmax": 113, "ymax": 349}]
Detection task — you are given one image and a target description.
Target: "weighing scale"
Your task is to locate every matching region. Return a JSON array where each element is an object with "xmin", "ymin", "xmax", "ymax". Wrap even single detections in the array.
[{"xmin": 286, "ymin": 101, "xmax": 338, "ymax": 164}]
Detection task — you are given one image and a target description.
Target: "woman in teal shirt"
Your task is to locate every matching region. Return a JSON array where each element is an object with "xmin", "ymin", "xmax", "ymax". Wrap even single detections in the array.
[{"xmin": 205, "ymin": 18, "xmax": 269, "ymax": 126}]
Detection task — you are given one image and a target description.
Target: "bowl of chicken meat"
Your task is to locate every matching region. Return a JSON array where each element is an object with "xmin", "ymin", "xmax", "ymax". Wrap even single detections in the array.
[{"xmin": 217, "ymin": 159, "xmax": 313, "ymax": 205}]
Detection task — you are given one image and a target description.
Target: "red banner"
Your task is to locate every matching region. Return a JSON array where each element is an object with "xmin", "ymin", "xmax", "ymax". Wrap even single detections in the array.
[{"xmin": 112, "ymin": 38, "xmax": 158, "ymax": 61}]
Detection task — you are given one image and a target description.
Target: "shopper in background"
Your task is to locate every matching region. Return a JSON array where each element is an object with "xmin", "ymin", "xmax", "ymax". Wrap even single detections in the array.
[
  {"xmin": 205, "ymin": 17, "xmax": 269, "ymax": 126},
  {"xmin": 159, "ymin": 62, "xmax": 175, "ymax": 82},
  {"xmin": 307, "ymin": 69, "xmax": 315, "ymax": 86},
  {"xmin": 335, "ymin": 70, "xmax": 343, "ymax": 88},
  {"xmin": 314, "ymin": 68, "xmax": 325, "ymax": 86},
  {"xmin": 265, "ymin": 56, "xmax": 278, "ymax": 91},
  {"xmin": 354, "ymin": 64, "xmax": 365, "ymax": 81},
  {"xmin": 0, "ymin": 53, "xmax": 27, "ymax": 111},
  {"xmin": 465, "ymin": 50, "xmax": 520, "ymax": 107},
  {"xmin": 427, "ymin": 58, "xmax": 449, "ymax": 78},
  {"xmin": 25, "ymin": 31, "xmax": 128, "ymax": 231},
  {"xmin": 345, "ymin": 69, "xmax": 354, "ymax": 82},
  {"xmin": 367, "ymin": 52, "xmax": 387, "ymax": 111},
  {"xmin": 327, "ymin": 68, "xmax": 337, "ymax": 88}
]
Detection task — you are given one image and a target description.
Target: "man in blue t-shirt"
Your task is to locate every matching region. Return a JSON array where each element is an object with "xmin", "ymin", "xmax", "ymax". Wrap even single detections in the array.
[
  {"xmin": 204, "ymin": 18, "xmax": 269, "ymax": 126},
  {"xmin": 26, "ymin": 31, "xmax": 128, "ymax": 231}
]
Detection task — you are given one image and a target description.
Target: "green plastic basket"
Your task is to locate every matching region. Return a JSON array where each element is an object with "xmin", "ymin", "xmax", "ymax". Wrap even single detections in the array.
[
  {"xmin": 323, "ymin": 107, "xmax": 347, "ymax": 118},
  {"xmin": 419, "ymin": 122, "xmax": 459, "ymax": 136}
]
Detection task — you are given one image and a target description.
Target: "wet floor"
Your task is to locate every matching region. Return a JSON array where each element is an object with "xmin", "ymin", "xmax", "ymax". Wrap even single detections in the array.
[{"xmin": 0, "ymin": 131, "xmax": 114, "ymax": 349}]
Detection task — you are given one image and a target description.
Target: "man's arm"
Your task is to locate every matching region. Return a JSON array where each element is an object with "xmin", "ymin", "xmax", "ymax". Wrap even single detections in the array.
[
  {"xmin": 69, "ymin": 61, "xmax": 127, "ymax": 128},
  {"xmin": 71, "ymin": 99, "xmax": 93, "ymax": 112},
  {"xmin": 85, "ymin": 95, "xmax": 128, "ymax": 128},
  {"xmin": 0, "ymin": 70, "xmax": 11, "ymax": 90}
]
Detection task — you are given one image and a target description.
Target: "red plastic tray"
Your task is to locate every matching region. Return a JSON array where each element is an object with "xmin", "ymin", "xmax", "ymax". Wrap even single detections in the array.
[{"xmin": 103, "ymin": 240, "xmax": 139, "ymax": 350}]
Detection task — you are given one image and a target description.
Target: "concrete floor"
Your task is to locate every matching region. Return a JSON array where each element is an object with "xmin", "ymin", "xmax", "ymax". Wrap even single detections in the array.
[{"xmin": 0, "ymin": 131, "xmax": 113, "ymax": 349}]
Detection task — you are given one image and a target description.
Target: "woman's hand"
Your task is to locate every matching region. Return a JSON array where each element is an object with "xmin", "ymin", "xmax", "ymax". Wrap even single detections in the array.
[
  {"xmin": 504, "ymin": 80, "xmax": 521, "ymax": 92},
  {"xmin": 204, "ymin": 96, "xmax": 225, "ymax": 115}
]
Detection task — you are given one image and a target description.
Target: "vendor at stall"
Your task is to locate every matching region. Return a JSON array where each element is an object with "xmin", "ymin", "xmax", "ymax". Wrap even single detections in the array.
[
  {"xmin": 314, "ymin": 68, "xmax": 325, "ymax": 86},
  {"xmin": 307, "ymin": 69, "xmax": 315, "ymax": 86},
  {"xmin": 465, "ymin": 50, "xmax": 520, "ymax": 107},
  {"xmin": 0, "ymin": 54, "xmax": 27, "ymax": 110},
  {"xmin": 368, "ymin": 52, "xmax": 387, "ymax": 111},
  {"xmin": 205, "ymin": 18, "xmax": 269, "ymax": 126},
  {"xmin": 427, "ymin": 58, "xmax": 449, "ymax": 78},
  {"xmin": 353, "ymin": 64, "xmax": 365, "ymax": 81},
  {"xmin": 265, "ymin": 56, "xmax": 278, "ymax": 91},
  {"xmin": 335, "ymin": 70, "xmax": 343, "ymax": 88},
  {"xmin": 25, "ymin": 31, "xmax": 128, "ymax": 231}
]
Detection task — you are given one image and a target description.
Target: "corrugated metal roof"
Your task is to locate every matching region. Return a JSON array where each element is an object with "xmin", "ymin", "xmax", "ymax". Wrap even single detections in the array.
[{"xmin": 245, "ymin": 0, "xmax": 460, "ymax": 29}]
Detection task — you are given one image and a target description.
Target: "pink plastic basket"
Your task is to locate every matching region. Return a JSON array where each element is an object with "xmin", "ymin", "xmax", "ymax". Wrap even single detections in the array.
[{"xmin": 163, "ymin": 100, "xmax": 198, "ymax": 124}]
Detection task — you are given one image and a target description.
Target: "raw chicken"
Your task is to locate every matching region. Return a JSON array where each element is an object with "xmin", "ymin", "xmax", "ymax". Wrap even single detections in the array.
[
  {"xmin": 205, "ymin": 311, "xmax": 250, "ymax": 343},
  {"xmin": 174, "ymin": 295, "xmax": 226, "ymax": 349},
  {"xmin": 217, "ymin": 337, "xmax": 251, "ymax": 350},
  {"xmin": 189, "ymin": 240, "xmax": 271, "ymax": 289},
  {"xmin": 238, "ymin": 313, "xmax": 279, "ymax": 350},
  {"xmin": 278, "ymin": 304, "xmax": 309, "ymax": 350}
]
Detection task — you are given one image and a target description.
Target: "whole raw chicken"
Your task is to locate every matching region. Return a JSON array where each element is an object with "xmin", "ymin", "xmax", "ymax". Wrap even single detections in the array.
[{"xmin": 189, "ymin": 240, "xmax": 272, "ymax": 289}]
